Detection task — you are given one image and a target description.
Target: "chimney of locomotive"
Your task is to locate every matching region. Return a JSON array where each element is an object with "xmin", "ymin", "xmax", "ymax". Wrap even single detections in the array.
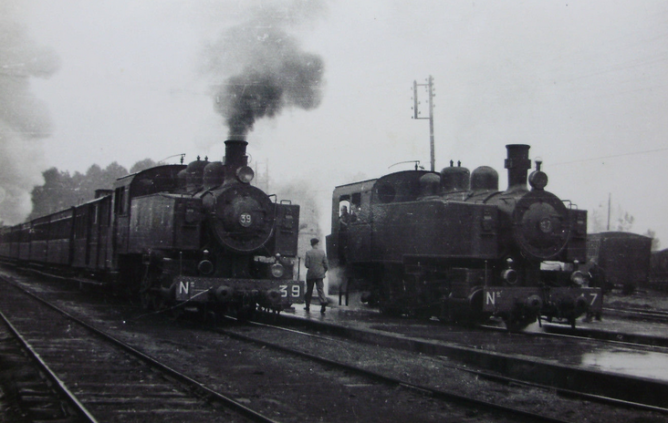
[
  {"xmin": 224, "ymin": 136, "xmax": 249, "ymax": 167},
  {"xmin": 505, "ymin": 144, "xmax": 531, "ymax": 192}
]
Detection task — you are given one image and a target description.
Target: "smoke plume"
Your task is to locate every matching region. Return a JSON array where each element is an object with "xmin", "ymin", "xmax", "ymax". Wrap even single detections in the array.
[
  {"xmin": 205, "ymin": 4, "xmax": 325, "ymax": 137},
  {"xmin": 0, "ymin": 3, "xmax": 59, "ymax": 224}
]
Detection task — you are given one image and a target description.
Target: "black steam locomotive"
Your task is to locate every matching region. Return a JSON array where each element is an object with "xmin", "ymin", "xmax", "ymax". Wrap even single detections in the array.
[
  {"xmin": 0, "ymin": 138, "xmax": 304, "ymax": 319},
  {"xmin": 327, "ymin": 144, "xmax": 602, "ymax": 329}
]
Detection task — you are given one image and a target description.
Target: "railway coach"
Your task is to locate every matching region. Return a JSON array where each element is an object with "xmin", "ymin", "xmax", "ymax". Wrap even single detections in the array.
[{"xmin": 584, "ymin": 232, "xmax": 652, "ymax": 294}]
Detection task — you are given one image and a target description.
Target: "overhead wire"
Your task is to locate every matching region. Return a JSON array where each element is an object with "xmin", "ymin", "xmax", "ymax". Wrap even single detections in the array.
[{"xmin": 549, "ymin": 147, "xmax": 668, "ymax": 166}]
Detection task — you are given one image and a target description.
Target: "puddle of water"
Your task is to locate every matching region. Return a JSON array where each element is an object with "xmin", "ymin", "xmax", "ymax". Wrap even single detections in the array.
[{"xmin": 582, "ymin": 350, "xmax": 668, "ymax": 381}]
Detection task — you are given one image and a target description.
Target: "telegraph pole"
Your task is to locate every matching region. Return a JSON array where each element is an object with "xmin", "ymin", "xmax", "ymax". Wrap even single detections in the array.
[
  {"xmin": 412, "ymin": 75, "xmax": 436, "ymax": 171},
  {"xmin": 607, "ymin": 193, "xmax": 611, "ymax": 231}
]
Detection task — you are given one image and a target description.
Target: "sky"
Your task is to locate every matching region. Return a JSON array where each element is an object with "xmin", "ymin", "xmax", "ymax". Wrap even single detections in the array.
[{"xmin": 2, "ymin": 0, "xmax": 668, "ymax": 247}]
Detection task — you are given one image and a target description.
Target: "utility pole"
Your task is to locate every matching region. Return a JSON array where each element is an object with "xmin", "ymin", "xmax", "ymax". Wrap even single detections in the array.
[
  {"xmin": 607, "ymin": 193, "xmax": 611, "ymax": 231},
  {"xmin": 411, "ymin": 75, "xmax": 436, "ymax": 171}
]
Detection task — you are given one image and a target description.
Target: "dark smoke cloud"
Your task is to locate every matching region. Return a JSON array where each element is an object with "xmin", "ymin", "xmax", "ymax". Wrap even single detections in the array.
[
  {"xmin": 0, "ymin": 2, "xmax": 59, "ymax": 224},
  {"xmin": 204, "ymin": 3, "xmax": 326, "ymax": 137}
]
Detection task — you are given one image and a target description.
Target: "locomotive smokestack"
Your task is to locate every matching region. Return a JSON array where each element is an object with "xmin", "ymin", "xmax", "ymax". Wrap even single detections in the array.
[
  {"xmin": 224, "ymin": 136, "xmax": 249, "ymax": 167},
  {"xmin": 505, "ymin": 144, "xmax": 531, "ymax": 192}
]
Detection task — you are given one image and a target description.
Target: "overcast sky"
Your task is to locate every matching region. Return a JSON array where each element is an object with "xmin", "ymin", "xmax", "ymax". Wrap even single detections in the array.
[{"xmin": 2, "ymin": 0, "xmax": 668, "ymax": 247}]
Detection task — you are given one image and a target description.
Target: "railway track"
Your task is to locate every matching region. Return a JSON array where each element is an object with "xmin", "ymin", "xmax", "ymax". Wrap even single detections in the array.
[
  {"xmin": 531, "ymin": 320, "xmax": 668, "ymax": 349},
  {"xmin": 602, "ymin": 306, "xmax": 668, "ymax": 323},
  {"xmin": 217, "ymin": 318, "xmax": 576, "ymax": 423},
  {"xmin": 2, "ymin": 268, "xmax": 668, "ymax": 422},
  {"xmin": 0, "ymin": 275, "xmax": 279, "ymax": 423},
  {"xmin": 0, "ymin": 311, "xmax": 92, "ymax": 422},
  {"xmin": 222, "ymin": 316, "xmax": 668, "ymax": 423},
  {"xmin": 251, "ymin": 310, "xmax": 668, "ymax": 412},
  {"xmin": 0, "ymin": 272, "xmax": 543, "ymax": 423}
]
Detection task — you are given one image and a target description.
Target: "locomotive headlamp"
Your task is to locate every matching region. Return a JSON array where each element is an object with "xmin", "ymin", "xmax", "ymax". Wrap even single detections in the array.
[
  {"xmin": 501, "ymin": 269, "xmax": 518, "ymax": 285},
  {"xmin": 237, "ymin": 166, "xmax": 255, "ymax": 184},
  {"xmin": 270, "ymin": 262, "xmax": 285, "ymax": 278},
  {"xmin": 570, "ymin": 270, "xmax": 588, "ymax": 286},
  {"xmin": 529, "ymin": 159, "xmax": 548, "ymax": 190},
  {"xmin": 529, "ymin": 170, "xmax": 548, "ymax": 190},
  {"xmin": 198, "ymin": 260, "xmax": 214, "ymax": 275}
]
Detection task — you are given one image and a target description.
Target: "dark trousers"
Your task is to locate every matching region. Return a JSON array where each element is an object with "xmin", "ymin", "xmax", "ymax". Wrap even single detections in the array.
[{"xmin": 305, "ymin": 278, "xmax": 326, "ymax": 306}]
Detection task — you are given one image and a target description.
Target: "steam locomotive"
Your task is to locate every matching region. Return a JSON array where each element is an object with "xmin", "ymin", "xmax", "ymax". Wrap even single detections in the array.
[
  {"xmin": 327, "ymin": 144, "xmax": 602, "ymax": 329},
  {"xmin": 0, "ymin": 138, "xmax": 304, "ymax": 319}
]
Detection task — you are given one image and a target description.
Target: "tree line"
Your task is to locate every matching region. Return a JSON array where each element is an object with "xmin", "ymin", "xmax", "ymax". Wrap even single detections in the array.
[{"xmin": 28, "ymin": 158, "xmax": 157, "ymax": 220}]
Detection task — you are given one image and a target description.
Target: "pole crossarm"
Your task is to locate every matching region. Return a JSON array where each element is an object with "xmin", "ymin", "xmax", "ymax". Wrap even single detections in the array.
[{"xmin": 411, "ymin": 75, "xmax": 436, "ymax": 171}]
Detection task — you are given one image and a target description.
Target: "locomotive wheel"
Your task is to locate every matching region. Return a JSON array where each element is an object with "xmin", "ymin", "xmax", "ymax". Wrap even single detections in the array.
[
  {"xmin": 140, "ymin": 291, "xmax": 154, "ymax": 311},
  {"xmin": 139, "ymin": 267, "xmax": 160, "ymax": 311},
  {"xmin": 410, "ymin": 307, "xmax": 435, "ymax": 320},
  {"xmin": 236, "ymin": 304, "xmax": 256, "ymax": 321},
  {"xmin": 379, "ymin": 304, "xmax": 403, "ymax": 317},
  {"xmin": 170, "ymin": 304, "xmax": 185, "ymax": 320},
  {"xmin": 196, "ymin": 307, "xmax": 221, "ymax": 324},
  {"xmin": 503, "ymin": 314, "xmax": 536, "ymax": 332},
  {"xmin": 503, "ymin": 317, "xmax": 527, "ymax": 332},
  {"xmin": 151, "ymin": 294, "xmax": 166, "ymax": 311}
]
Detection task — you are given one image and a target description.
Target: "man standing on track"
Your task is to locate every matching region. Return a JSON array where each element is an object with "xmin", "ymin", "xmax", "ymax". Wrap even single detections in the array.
[{"xmin": 304, "ymin": 238, "xmax": 329, "ymax": 314}]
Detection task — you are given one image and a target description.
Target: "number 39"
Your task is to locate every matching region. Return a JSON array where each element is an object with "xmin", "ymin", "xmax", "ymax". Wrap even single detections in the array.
[{"xmin": 239, "ymin": 213, "xmax": 252, "ymax": 227}]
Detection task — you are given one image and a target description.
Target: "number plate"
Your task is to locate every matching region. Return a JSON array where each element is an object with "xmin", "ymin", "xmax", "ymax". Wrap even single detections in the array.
[
  {"xmin": 239, "ymin": 213, "xmax": 252, "ymax": 227},
  {"xmin": 279, "ymin": 281, "xmax": 305, "ymax": 302}
]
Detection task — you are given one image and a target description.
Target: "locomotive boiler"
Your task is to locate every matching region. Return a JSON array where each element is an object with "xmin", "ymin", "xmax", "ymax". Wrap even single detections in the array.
[
  {"xmin": 0, "ymin": 137, "xmax": 304, "ymax": 319},
  {"xmin": 327, "ymin": 144, "xmax": 602, "ymax": 329}
]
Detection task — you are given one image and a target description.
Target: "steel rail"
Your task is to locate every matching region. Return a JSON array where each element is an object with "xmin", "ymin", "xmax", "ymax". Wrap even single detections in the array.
[
  {"xmin": 481, "ymin": 321, "xmax": 668, "ymax": 349},
  {"xmin": 217, "ymin": 318, "xmax": 574, "ymax": 423},
  {"xmin": 251, "ymin": 317, "xmax": 668, "ymax": 415},
  {"xmin": 258, "ymin": 317, "xmax": 668, "ymax": 415},
  {"xmin": 0, "ymin": 276, "xmax": 281, "ymax": 423},
  {"xmin": 0, "ymin": 309, "xmax": 99, "ymax": 423},
  {"xmin": 602, "ymin": 306, "xmax": 668, "ymax": 322},
  {"xmin": 252, "ymin": 316, "xmax": 668, "ymax": 411}
]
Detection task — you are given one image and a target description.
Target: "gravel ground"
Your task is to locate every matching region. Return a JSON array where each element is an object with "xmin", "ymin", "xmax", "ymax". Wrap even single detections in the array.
[
  {"xmin": 0, "ymin": 320, "xmax": 72, "ymax": 423},
  {"xmin": 217, "ymin": 322, "xmax": 668, "ymax": 423},
  {"xmin": 0, "ymin": 273, "xmax": 509, "ymax": 422},
  {"xmin": 2, "ymin": 269, "xmax": 668, "ymax": 422},
  {"xmin": 0, "ymin": 346, "xmax": 31, "ymax": 423},
  {"xmin": 605, "ymin": 288, "xmax": 668, "ymax": 311}
]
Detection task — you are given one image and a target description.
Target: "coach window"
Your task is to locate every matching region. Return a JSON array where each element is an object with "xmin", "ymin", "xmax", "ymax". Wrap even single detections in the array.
[
  {"xmin": 114, "ymin": 187, "xmax": 127, "ymax": 215},
  {"xmin": 103, "ymin": 202, "xmax": 111, "ymax": 225},
  {"xmin": 350, "ymin": 193, "xmax": 362, "ymax": 221},
  {"xmin": 76, "ymin": 213, "xmax": 86, "ymax": 239},
  {"xmin": 338, "ymin": 198, "xmax": 351, "ymax": 216}
]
